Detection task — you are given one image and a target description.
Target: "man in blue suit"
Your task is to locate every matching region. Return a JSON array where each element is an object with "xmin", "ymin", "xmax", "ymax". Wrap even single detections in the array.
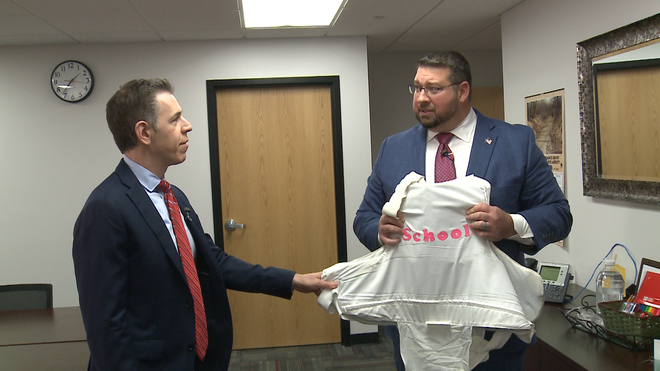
[
  {"xmin": 354, "ymin": 52, "xmax": 572, "ymax": 370},
  {"xmin": 73, "ymin": 78, "xmax": 336, "ymax": 371}
]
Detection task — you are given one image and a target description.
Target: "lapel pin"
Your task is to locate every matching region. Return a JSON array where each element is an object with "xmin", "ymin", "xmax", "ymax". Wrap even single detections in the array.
[{"xmin": 485, "ymin": 138, "xmax": 492, "ymax": 145}]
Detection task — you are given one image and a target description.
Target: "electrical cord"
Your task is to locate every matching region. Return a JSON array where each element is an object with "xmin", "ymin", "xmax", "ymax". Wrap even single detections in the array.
[{"xmin": 565, "ymin": 243, "xmax": 637, "ymax": 304}]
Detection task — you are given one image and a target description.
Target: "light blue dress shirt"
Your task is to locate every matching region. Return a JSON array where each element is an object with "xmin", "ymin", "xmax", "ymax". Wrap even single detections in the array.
[{"xmin": 123, "ymin": 155, "xmax": 197, "ymax": 258}]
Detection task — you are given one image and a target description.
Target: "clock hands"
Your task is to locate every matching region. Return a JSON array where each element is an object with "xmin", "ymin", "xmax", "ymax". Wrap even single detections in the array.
[{"xmin": 62, "ymin": 73, "xmax": 80, "ymax": 94}]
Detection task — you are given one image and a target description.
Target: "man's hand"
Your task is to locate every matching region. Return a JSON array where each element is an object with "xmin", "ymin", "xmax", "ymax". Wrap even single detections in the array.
[
  {"xmin": 465, "ymin": 203, "xmax": 516, "ymax": 242},
  {"xmin": 293, "ymin": 272, "xmax": 337, "ymax": 296},
  {"xmin": 378, "ymin": 211, "xmax": 405, "ymax": 246}
]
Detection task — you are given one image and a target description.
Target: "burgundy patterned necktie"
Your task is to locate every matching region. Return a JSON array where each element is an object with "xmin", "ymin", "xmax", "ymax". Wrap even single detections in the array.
[
  {"xmin": 434, "ymin": 132, "xmax": 457, "ymax": 183},
  {"xmin": 157, "ymin": 180, "xmax": 208, "ymax": 361}
]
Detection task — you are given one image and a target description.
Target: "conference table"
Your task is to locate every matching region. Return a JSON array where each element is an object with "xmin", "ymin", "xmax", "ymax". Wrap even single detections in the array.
[
  {"xmin": 0, "ymin": 306, "xmax": 89, "ymax": 370},
  {"xmin": 2, "ymin": 292, "xmax": 657, "ymax": 371}
]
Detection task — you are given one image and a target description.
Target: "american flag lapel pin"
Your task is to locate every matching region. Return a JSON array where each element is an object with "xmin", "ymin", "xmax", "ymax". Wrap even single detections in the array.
[{"xmin": 485, "ymin": 138, "xmax": 492, "ymax": 145}]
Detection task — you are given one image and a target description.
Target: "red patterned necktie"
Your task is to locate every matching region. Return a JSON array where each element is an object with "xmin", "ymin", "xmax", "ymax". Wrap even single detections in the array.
[
  {"xmin": 157, "ymin": 180, "xmax": 208, "ymax": 361},
  {"xmin": 434, "ymin": 132, "xmax": 457, "ymax": 183}
]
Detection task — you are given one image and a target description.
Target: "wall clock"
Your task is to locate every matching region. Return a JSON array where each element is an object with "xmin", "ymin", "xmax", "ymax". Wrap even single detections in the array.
[{"xmin": 50, "ymin": 60, "xmax": 95, "ymax": 103}]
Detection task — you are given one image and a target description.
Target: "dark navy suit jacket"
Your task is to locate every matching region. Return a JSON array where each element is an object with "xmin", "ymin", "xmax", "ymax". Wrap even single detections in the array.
[
  {"xmin": 73, "ymin": 159, "xmax": 295, "ymax": 371},
  {"xmin": 354, "ymin": 110, "xmax": 572, "ymax": 264}
]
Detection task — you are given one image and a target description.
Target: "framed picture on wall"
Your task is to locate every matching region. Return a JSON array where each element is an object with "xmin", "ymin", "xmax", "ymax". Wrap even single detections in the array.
[{"xmin": 525, "ymin": 89, "xmax": 566, "ymax": 193}]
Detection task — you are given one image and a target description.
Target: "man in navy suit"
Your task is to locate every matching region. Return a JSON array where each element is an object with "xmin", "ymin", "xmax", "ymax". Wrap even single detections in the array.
[
  {"xmin": 353, "ymin": 52, "xmax": 572, "ymax": 370},
  {"xmin": 73, "ymin": 78, "xmax": 336, "ymax": 371}
]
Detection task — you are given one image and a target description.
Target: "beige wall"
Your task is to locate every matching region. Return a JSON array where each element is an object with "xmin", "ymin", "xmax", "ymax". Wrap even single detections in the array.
[
  {"xmin": 502, "ymin": 0, "xmax": 660, "ymax": 291},
  {"xmin": 0, "ymin": 37, "xmax": 374, "ymax": 333}
]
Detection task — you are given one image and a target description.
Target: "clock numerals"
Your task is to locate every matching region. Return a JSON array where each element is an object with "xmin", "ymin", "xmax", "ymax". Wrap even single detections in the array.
[{"xmin": 50, "ymin": 60, "xmax": 94, "ymax": 103}]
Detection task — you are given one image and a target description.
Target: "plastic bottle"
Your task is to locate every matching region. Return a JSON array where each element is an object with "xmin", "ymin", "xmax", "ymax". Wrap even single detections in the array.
[{"xmin": 595, "ymin": 258, "xmax": 625, "ymax": 314}]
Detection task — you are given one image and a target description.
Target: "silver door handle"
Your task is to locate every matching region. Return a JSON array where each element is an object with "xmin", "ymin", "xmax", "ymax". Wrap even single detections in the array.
[{"xmin": 224, "ymin": 219, "xmax": 245, "ymax": 231}]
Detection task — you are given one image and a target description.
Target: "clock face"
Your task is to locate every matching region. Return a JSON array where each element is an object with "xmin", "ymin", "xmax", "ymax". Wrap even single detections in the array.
[{"xmin": 50, "ymin": 61, "xmax": 94, "ymax": 103}]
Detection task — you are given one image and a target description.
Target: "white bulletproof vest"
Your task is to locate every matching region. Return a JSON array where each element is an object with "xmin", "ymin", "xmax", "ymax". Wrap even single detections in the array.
[{"xmin": 318, "ymin": 173, "xmax": 544, "ymax": 370}]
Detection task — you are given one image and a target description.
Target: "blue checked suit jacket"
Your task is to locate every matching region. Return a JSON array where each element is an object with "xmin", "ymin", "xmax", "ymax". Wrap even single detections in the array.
[{"xmin": 354, "ymin": 110, "xmax": 572, "ymax": 264}]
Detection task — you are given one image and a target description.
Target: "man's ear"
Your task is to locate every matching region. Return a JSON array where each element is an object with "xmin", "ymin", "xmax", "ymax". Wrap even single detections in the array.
[
  {"xmin": 458, "ymin": 81, "xmax": 470, "ymax": 103},
  {"xmin": 135, "ymin": 121, "xmax": 152, "ymax": 145}
]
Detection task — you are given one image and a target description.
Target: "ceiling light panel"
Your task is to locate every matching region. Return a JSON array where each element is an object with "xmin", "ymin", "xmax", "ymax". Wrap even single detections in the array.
[{"xmin": 242, "ymin": 0, "xmax": 344, "ymax": 28}]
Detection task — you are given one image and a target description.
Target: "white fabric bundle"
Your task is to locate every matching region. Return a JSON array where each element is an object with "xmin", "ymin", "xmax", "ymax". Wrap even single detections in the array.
[{"xmin": 318, "ymin": 173, "xmax": 544, "ymax": 370}]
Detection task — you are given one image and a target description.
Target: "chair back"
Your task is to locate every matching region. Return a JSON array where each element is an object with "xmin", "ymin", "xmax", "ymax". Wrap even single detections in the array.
[{"xmin": 0, "ymin": 283, "xmax": 53, "ymax": 311}]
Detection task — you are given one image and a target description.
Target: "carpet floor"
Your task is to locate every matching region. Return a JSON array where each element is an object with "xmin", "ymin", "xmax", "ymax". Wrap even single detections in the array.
[{"xmin": 228, "ymin": 334, "xmax": 396, "ymax": 371}]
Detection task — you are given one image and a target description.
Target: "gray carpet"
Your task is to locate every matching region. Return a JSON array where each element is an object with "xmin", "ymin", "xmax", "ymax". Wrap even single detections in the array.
[{"xmin": 228, "ymin": 335, "xmax": 396, "ymax": 370}]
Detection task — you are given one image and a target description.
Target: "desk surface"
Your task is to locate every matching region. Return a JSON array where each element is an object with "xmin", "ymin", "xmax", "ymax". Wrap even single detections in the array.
[
  {"xmin": 0, "ymin": 306, "xmax": 86, "ymax": 346},
  {"xmin": 2, "ymin": 299, "xmax": 653, "ymax": 370},
  {"xmin": 536, "ymin": 284, "xmax": 653, "ymax": 371},
  {"xmin": 0, "ymin": 341, "xmax": 90, "ymax": 371}
]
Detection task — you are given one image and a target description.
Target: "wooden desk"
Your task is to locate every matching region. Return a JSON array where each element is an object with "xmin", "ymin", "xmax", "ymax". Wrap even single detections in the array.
[
  {"xmin": 0, "ymin": 341, "xmax": 89, "ymax": 371},
  {"xmin": 0, "ymin": 307, "xmax": 89, "ymax": 371},
  {"xmin": 0, "ymin": 306, "xmax": 86, "ymax": 346},
  {"xmin": 525, "ymin": 285, "xmax": 654, "ymax": 371}
]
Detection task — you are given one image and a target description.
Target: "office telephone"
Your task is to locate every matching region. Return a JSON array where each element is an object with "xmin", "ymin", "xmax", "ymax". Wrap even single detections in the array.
[{"xmin": 537, "ymin": 261, "xmax": 572, "ymax": 303}]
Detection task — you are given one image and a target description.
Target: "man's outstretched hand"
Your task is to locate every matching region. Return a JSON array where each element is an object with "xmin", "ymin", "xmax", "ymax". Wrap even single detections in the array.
[{"xmin": 293, "ymin": 272, "xmax": 337, "ymax": 296}]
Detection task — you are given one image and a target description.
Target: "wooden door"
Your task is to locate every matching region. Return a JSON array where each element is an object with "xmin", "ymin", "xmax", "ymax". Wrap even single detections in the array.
[
  {"xmin": 209, "ymin": 80, "xmax": 343, "ymax": 349},
  {"xmin": 472, "ymin": 86, "xmax": 504, "ymax": 121}
]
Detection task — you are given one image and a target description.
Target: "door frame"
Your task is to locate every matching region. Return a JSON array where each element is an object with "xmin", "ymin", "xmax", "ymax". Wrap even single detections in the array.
[{"xmin": 205, "ymin": 76, "xmax": 351, "ymax": 345}]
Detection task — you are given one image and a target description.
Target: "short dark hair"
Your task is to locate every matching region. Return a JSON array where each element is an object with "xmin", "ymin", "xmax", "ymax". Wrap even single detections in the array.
[
  {"xmin": 418, "ymin": 51, "xmax": 472, "ymax": 93},
  {"xmin": 106, "ymin": 78, "xmax": 174, "ymax": 153}
]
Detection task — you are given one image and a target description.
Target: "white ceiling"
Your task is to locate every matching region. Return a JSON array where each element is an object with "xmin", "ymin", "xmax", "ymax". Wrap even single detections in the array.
[{"xmin": 0, "ymin": 0, "xmax": 524, "ymax": 52}]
